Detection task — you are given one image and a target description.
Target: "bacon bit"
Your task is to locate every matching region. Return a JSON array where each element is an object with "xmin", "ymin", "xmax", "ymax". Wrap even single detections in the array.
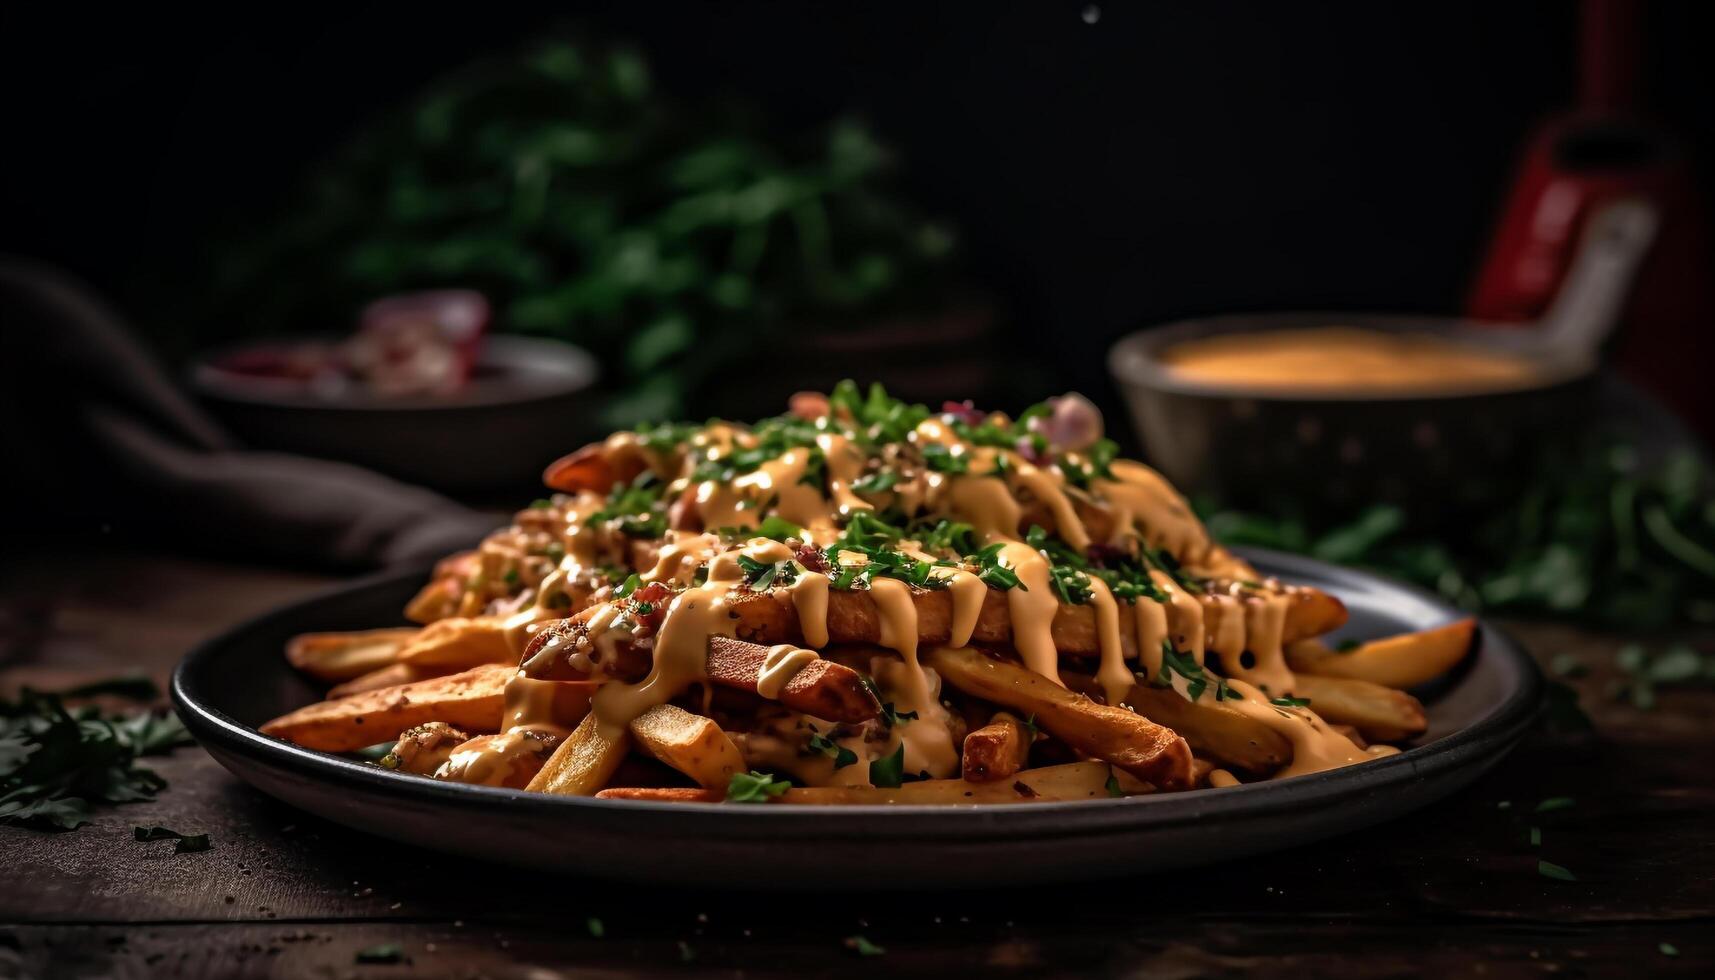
[
  {"xmin": 1012, "ymin": 780, "xmax": 1038, "ymax": 798},
  {"xmin": 789, "ymin": 391, "xmax": 831, "ymax": 420},
  {"xmin": 941, "ymin": 400, "xmax": 985, "ymax": 425},
  {"xmin": 794, "ymin": 544, "xmax": 830, "ymax": 574}
]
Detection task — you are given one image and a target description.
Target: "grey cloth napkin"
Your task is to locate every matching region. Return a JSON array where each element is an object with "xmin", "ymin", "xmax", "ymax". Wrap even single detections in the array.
[{"xmin": 0, "ymin": 258, "xmax": 496, "ymax": 567}]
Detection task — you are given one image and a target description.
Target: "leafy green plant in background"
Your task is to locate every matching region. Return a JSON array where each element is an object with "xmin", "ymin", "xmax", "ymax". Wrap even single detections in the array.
[
  {"xmin": 205, "ymin": 37, "xmax": 956, "ymax": 424},
  {"xmin": 1203, "ymin": 439, "xmax": 1715, "ymax": 631}
]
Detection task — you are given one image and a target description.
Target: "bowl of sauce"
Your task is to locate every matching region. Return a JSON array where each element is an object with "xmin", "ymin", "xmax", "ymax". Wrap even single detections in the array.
[{"xmin": 1109, "ymin": 313, "xmax": 1596, "ymax": 517}]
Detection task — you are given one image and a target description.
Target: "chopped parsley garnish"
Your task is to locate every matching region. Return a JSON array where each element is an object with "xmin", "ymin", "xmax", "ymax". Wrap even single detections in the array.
[
  {"xmin": 355, "ymin": 944, "xmax": 405, "ymax": 964},
  {"xmin": 1534, "ymin": 796, "xmax": 1575, "ymax": 813},
  {"xmin": 1104, "ymin": 770, "xmax": 1124, "ymax": 798},
  {"xmin": 529, "ymin": 498, "xmax": 554, "ymax": 510},
  {"xmin": 921, "ymin": 443, "xmax": 969, "ymax": 475},
  {"xmin": 973, "ymin": 543, "xmax": 1025, "ymax": 591},
  {"xmin": 1270, "ymin": 696, "xmax": 1312, "ymax": 708},
  {"xmin": 868, "ymin": 743, "xmax": 906, "ymax": 788},
  {"xmin": 915, "ymin": 519, "xmax": 979, "ymax": 556},
  {"xmin": 738, "ymin": 555, "xmax": 800, "ymax": 591},
  {"xmin": 1537, "ymin": 860, "xmax": 1577, "ymax": 882},
  {"xmin": 844, "ymin": 935, "xmax": 887, "ymax": 956},
  {"xmin": 726, "ymin": 770, "xmax": 790, "ymax": 803},
  {"xmin": 807, "ymin": 727, "xmax": 859, "ymax": 769},
  {"xmin": 590, "ymin": 472, "xmax": 667, "ymax": 538},
  {"xmin": 1149, "ymin": 643, "xmax": 1211, "ymax": 701},
  {"xmin": 586, "ymin": 917, "xmax": 605, "ymax": 938},
  {"xmin": 614, "ymin": 574, "xmax": 642, "ymax": 599},
  {"xmin": 850, "ymin": 470, "xmax": 900, "ymax": 495},
  {"xmin": 750, "ymin": 515, "xmax": 804, "ymax": 542}
]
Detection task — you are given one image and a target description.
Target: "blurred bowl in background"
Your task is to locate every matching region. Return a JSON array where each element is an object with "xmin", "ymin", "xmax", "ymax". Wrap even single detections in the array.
[
  {"xmin": 192, "ymin": 335, "xmax": 601, "ymax": 495},
  {"xmin": 1108, "ymin": 312, "xmax": 1596, "ymax": 521}
]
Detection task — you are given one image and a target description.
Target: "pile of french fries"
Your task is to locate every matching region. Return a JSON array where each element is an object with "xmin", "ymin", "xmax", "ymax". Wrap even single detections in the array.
[{"xmin": 262, "ymin": 386, "xmax": 1478, "ymax": 805}]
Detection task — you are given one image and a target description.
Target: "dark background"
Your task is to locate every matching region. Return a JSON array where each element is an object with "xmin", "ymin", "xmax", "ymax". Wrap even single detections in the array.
[{"xmin": 3, "ymin": 0, "xmax": 1712, "ymax": 418}]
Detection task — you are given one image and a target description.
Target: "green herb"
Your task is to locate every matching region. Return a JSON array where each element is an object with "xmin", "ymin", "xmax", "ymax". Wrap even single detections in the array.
[
  {"xmin": 1200, "ymin": 440, "xmax": 1715, "ymax": 630},
  {"xmin": 355, "ymin": 944, "xmax": 405, "ymax": 964},
  {"xmin": 1659, "ymin": 942, "xmax": 1679, "ymax": 957},
  {"xmin": 133, "ymin": 826, "xmax": 211, "ymax": 853},
  {"xmin": 1270, "ymin": 696, "xmax": 1312, "ymax": 708},
  {"xmin": 738, "ymin": 555, "xmax": 799, "ymax": 591},
  {"xmin": 1537, "ymin": 860, "xmax": 1577, "ymax": 882},
  {"xmin": 850, "ymin": 470, "xmax": 899, "ymax": 495},
  {"xmin": 529, "ymin": 498, "xmax": 554, "ymax": 510},
  {"xmin": 726, "ymin": 770, "xmax": 790, "ymax": 803},
  {"xmin": 614, "ymin": 574, "xmax": 642, "ymax": 599},
  {"xmin": 921, "ymin": 443, "xmax": 969, "ymax": 475},
  {"xmin": 1104, "ymin": 770, "xmax": 1124, "ymax": 798},
  {"xmin": 845, "ymin": 935, "xmax": 887, "ymax": 956},
  {"xmin": 1335, "ymin": 638, "xmax": 1362, "ymax": 653},
  {"xmin": 587, "ymin": 917, "xmax": 605, "ymax": 938},
  {"xmin": 590, "ymin": 473, "xmax": 667, "ymax": 538},
  {"xmin": 1020, "ymin": 714, "xmax": 1040, "ymax": 739},
  {"xmin": 869, "ymin": 744, "xmax": 906, "ymax": 788},
  {"xmin": 807, "ymin": 728, "xmax": 858, "ymax": 769},
  {"xmin": 973, "ymin": 543, "xmax": 1025, "ymax": 591},
  {"xmin": 1534, "ymin": 797, "xmax": 1575, "ymax": 813},
  {"xmin": 750, "ymin": 516, "xmax": 805, "ymax": 542},
  {"xmin": 915, "ymin": 519, "xmax": 978, "ymax": 556},
  {"xmin": 1, "ymin": 683, "xmax": 191, "ymax": 831},
  {"xmin": 1529, "ymin": 826, "xmax": 1541, "ymax": 847}
]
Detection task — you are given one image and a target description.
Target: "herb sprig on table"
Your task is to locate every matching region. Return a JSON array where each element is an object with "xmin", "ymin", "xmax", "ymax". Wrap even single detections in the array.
[
  {"xmin": 1203, "ymin": 441, "xmax": 1715, "ymax": 630},
  {"xmin": 0, "ymin": 679, "xmax": 191, "ymax": 830}
]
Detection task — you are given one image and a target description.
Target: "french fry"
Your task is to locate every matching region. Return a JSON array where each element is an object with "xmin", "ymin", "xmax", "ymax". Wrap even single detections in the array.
[
  {"xmin": 527, "ymin": 711, "xmax": 631, "ymax": 796},
  {"xmin": 1292, "ymin": 674, "xmax": 1427, "ymax": 742},
  {"xmin": 1286, "ymin": 619, "xmax": 1477, "ymax": 690},
  {"xmin": 628, "ymin": 704, "xmax": 745, "ymax": 789},
  {"xmin": 925, "ymin": 647, "xmax": 1194, "ymax": 789},
  {"xmin": 705, "ymin": 637, "xmax": 882, "ymax": 723},
  {"xmin": 260, "ymin": 664, "xmax": 513, "ymax": 753},
  {"xmin": 396, "ymin": 616, "xmax": 513, "ymax": 671},
  {"xmin": 1108, "ymin": 681, "xmax": 1292, "ymax": 775},
  {"xmin": 286, "ymin": 628, "xmax": 418, "ymax": 683},
  {"xmin": 328, "ymin": 662, "xmax": 433, "ymax": 698},
  {"xmin": 960, "ymin": 712, "xmax": 1032, "ymax": 782},
  {"xmin": 595, "ymin": 761, "xmax": 1137, "ymax": 804}
]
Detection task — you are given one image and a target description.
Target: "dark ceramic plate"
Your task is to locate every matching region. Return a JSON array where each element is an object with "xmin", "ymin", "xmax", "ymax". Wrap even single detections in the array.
[{"xmin": 171, "ymin": 549, "xmax": 1541, "ymax": 888}]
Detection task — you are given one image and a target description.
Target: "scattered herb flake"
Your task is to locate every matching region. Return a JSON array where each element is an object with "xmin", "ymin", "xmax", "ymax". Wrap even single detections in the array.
[
  {"xmin": 869, "ymin": 744, "xmax": 906, "ymax": 789},
  {"xmin": 726, "ymin": 770, "xmax": 790, "ymax": 803},
  {"xmin": 1537, "ymin": 860, "xmax": 1577, "ymax": 882},
  {"xmin": 1534, "ymin": 797, "xmax": 1575, "ymax": 813},
  {"xmin": 845, "ymin": 935, "xmax": 886, "ymax": 956},
  {"xmin": 355, "ymin": 943, "xmax": 405, "ymax": 964},
  {"xmin": 587, "ymin": 917, "xmax": 605, "ymax": 938},
  {"xmin": 1659, "ymin": 942, "xmax": 1679, "ymax": 957}
]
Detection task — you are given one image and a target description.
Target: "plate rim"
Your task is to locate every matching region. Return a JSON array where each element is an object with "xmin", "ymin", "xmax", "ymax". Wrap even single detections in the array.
[{"xmin": 171, "ymin": 547, "xmax": 1544, "ymax": 842}]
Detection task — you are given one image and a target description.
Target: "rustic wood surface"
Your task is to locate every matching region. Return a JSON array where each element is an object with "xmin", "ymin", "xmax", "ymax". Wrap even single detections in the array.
[{"xmin": 1, "ymin": 547, "xmax": 1710, "ymax": 979}]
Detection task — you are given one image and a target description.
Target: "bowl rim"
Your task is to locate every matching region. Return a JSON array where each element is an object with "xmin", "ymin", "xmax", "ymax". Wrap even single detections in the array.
[
  {"xmin": 1108, "ymin": 311, "xmax": 1596, "ymax": 403},
  {"xmin": 189, "ymin": 334, "xmax": 600, "ymax": 413},
  {"xmin": 171, "ymin": 548, "xmax": 1545, "ymax": 843}
]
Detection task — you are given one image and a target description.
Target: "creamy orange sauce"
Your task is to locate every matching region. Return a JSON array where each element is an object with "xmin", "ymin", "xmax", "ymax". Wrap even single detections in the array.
[{"xmin": 1160, "ymin": 326, "xmax": 1542, "ymax": 395}]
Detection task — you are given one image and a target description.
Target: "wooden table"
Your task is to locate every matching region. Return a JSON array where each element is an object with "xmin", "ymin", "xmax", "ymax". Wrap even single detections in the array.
[{"xmin": 2, "ymin": 548, "xmax": 1709, "ymax": 978}]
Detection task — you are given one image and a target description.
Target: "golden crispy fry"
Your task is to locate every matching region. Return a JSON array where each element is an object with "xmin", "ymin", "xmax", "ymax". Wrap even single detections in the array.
[
  {"xmin": 960, "ymin": 711, "xmax": 1032, "ymax": 783},
  {"xmin": 396, "ymin": 617, "xmax": 513, "ymax": 671},
  {"xmin": 925, "ymin": 647, "xmax": 1194, "ymax": 789},
  {"xmin": 261, "ymin": 664, "xmax": 513, "ymax": 753},
  {"xmin": 328, "ymin": 662, "xmax": 434, "ymax": 698},
  {"xmin": 1286, "ymin": 619, "xmax": 1477, "ymax": 690},
  {"xmin": 285, "ymin": 628, "xmax": 418, "ymax": 683},
  {"xmin": 628, "ymin": 704, "xmax": 745, "ymax": 789},
  {"xmin": 1104, "ymin": 680, "xmax": 1292, "ymax": 775},
  {"xmin": 596, "ymin": 761, "xmax": 1138, "ymax": 804},
  {"xmin": 705, "ymin": 637, "xmax": 883, "ymax": 723},
  {"xmin": 526, "ymin": 712, "xmax": 630, "ymax": 796},
  {"xmin": 404, "ymin": 551, "xmax": 479, "ymax": 623},
  {"xmin": 1292, "ymin": 674, "xmax": 1427, "ymax": 742}
]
